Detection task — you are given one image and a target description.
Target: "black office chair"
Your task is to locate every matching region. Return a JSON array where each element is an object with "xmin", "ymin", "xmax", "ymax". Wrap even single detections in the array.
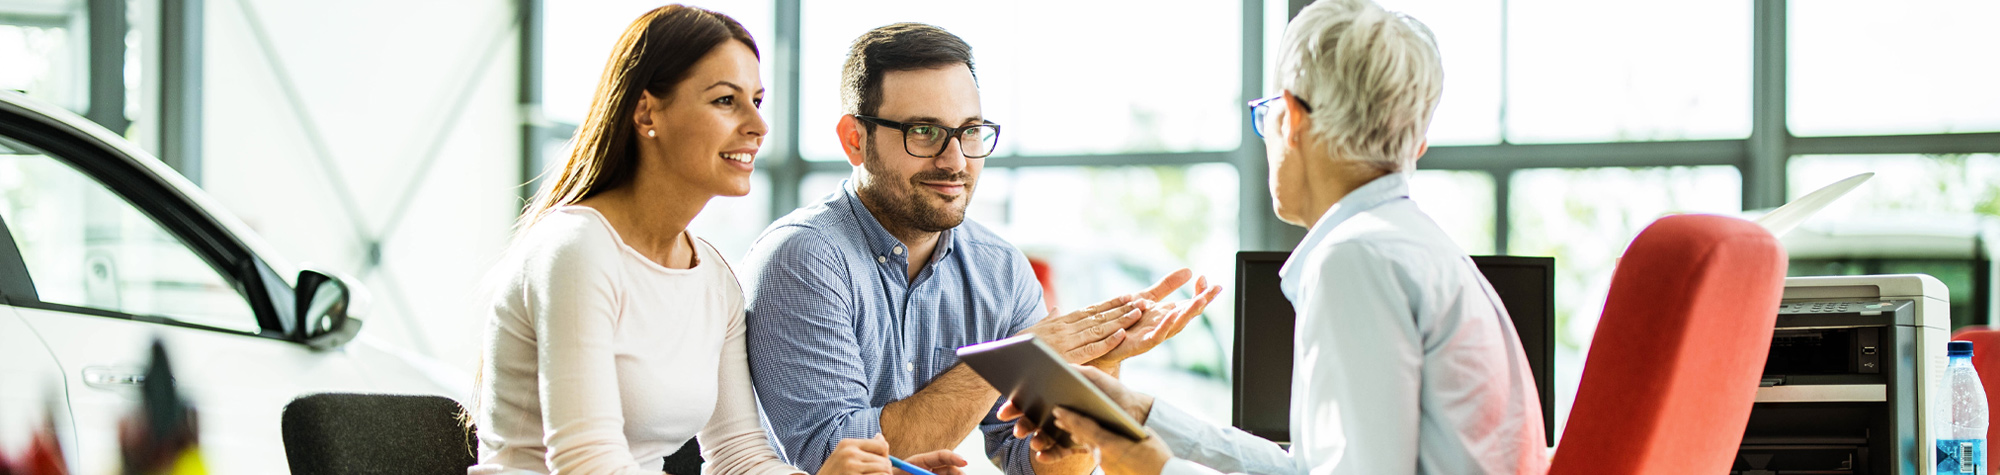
[
  {"xmin": 664, "ymin": 437, "xmax": 703, "ymax": 475},
  {"xmin": 281, "ymin": 393, "xmax": 477, "ymax": 475}
]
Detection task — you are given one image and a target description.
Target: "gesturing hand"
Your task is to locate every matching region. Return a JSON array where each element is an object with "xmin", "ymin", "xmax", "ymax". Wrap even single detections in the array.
[
  {"xmin": 1090, "ymin": 270, "xmax": 1222, "ymax": 368},
  {"xmin": 1016, "ymin": 295, "xmax": 1148, "ymax": 365}
]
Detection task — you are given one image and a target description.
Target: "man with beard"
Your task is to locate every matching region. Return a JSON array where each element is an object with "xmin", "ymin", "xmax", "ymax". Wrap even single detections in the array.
[{"xmin": 740, "ymin": 23, "xmax": 1221, "ymax": 475}]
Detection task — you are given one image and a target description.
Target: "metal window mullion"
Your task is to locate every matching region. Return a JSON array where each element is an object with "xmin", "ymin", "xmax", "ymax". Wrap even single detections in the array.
[
  {"xmin": 518, "ymin": 0, "xmax": 544, "ymax": 203},
  {"xmin": 1746, "ymin": 0, "xmax": 1788, "ymax": 210},
  {"xmin": 86, "ymin": 0, "xmax": 127, "ymax": 133},
  {"xmin": 1421, "ymin": 140, "xmax": 1748, "ymax": 170},
  {"xmin": 1494, "ymin": 168, "xmax": 1512, "ymax": 255},
  {"xmin": 162, "ymin": 0, "xmax": 203, "ymax": 184},
  {"xmin": 1790, "ymin": 132, "xmax": 2000, "ymax": 156},
  {"xmin": 768, "ymin": 0, "xmax": 805, "ymax": 222}
]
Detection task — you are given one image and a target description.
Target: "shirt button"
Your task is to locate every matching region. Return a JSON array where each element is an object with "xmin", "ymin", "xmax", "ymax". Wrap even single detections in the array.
[
  {"xmin": 877, "ymin": 256, "xmax": 887, "ymax": 263},
  {"xmin": 906, "ymin": 362, "xmax": 915, "ymax": 372},
  {"xmin": 893, "ymin": 246, "xmax": 904, "ymax": 255}
]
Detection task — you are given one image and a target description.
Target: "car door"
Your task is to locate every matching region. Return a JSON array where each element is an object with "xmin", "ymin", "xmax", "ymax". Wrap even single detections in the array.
[
  {"xmin": 0, "ymin": 129, "xmax": 376, "ymax": 474},
  {"xmin": 0, "ymin": 198, "xmax": 73, "ymax": 459}
]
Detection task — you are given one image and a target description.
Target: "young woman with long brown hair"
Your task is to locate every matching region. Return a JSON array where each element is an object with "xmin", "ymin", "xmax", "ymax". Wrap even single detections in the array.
[{"xmin": 469, "ymin": 6, "xmax": 969, "ymax": 475}]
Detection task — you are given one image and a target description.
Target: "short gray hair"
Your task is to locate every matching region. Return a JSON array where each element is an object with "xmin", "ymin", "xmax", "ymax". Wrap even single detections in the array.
[{"xmin": 1274, "ymin": 0, "xmax": 1443, "ymax": 173}]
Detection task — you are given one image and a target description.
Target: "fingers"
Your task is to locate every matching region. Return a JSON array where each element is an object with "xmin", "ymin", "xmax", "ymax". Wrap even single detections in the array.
[
  {"xmin": 1065, "ymin": 328, "xmax": 1125, "ymax": 363},
  {"xmin": 1001, "ymin": 401, "xmax": 1041, "ymax": 439},
  {"xmin": 1152, "ymin": 281, "xmax": 1221, "ymax": 342},
  {"xmin": 1027, "ymin": 430, "xmax": 1056, "ymax": 451},
  {"xmin": 1134, "ymin": 268, "xmax": 1195, "ymax": 301},
  {"xmin": 1050, "ymin": 407, "xmax": 1110, "ymax": 448},
  {"xmin": 1032, "ymin": 441, "xmax": 1090, "ymax": 463},
  {"xmin": 846, "ymin": 457, "xmax": 893, "ymax": 475},
  {"xmin": 907, "ymin": 449, "xmax": 969, "ymax": 470},
  {"xmin": 825, "ymin": 437, "xmax": 893, "ymax": 475},
  {"xmin": 1080, "ymin": 307, "xmax": 1143, "ymax": 340},
  {"xmin": 1075, "ymin": 293, "xmax": 1138, "ymax": 321}
]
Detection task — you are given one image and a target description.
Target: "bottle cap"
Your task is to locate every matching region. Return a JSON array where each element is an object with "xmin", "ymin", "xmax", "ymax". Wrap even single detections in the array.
[{"xmin": 1950, "ymin": 340, "xmax": 1975, "ymax": 357}]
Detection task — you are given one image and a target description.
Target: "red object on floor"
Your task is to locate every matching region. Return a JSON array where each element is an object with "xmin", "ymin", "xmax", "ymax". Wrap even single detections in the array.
[
  {"xmin": 1949, "ymin": 330, "xmax": 2000, "ymax": 471},
  {"xmin": 1548, "ymin": 214, "xmax": 1789, "ymax": 475},
  {"xmin": 22, "ymin": 421, "xmax": 67, "ymax": 475},
  {"xmin": 1028, "ymin": 256, "xmax": 1059, "ymax": 314}
]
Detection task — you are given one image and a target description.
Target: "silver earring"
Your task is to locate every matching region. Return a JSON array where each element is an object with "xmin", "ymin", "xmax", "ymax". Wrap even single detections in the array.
[{"xmin": 647, "ymin": 129, "xmax": 657, "ymax": 138}]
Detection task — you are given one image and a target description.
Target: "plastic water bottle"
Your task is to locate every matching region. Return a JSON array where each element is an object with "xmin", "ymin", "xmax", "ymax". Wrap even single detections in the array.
[{"xmin": 1939, "ymin": 340, "xmax": 1989, "ymax": 474}]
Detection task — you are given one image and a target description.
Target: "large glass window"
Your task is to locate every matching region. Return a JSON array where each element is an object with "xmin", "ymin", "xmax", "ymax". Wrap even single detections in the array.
[
  {"xmin": 1785, "ymin": 154, "xmax": 2000, "ymax": 329},
  {"xmin": 1374, "ymin": 0, "xmax": 1501, "ymax": 145},
  {"xmin": 798, "ymin": 0, "xmax": 1243, "ymax": 161},
  {"xmin": 1505, "ymin": 0, "xmax": 1751, "ymax": 143},
  {"xmin": 1409, "ymin": 169, "xmax": 1497, "ymax": 254},
  {"xmin": 541, "ymin": 0, "xmax": 775, "ymax": 126},
  {"xmin": 0, "ymin": 143, "xmax": 257, "ymax": 332},
  {"xmin": 1787, "ymin": 154, "xmax": 2000, "ymax": 219},
  {"xmin": 1507, "ymin": 165, "xmax": 1742, "ymax": 438},
  {"xmin": 0, "ymin": 1, "xmax": 88, "ymax": 114},
  {"xmin": 689, "ymin": 171, "xmax": 772, "ymax": 263},
  {"xmin": 1789, "ymin": 0, "xmax": 2000, "ymax": 137}
]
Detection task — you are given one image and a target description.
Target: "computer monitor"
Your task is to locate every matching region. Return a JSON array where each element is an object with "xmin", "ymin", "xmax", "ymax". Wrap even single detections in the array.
[{"xmin": 1231, "ymin": 252, "xmax": 1555, "ymax": 445}]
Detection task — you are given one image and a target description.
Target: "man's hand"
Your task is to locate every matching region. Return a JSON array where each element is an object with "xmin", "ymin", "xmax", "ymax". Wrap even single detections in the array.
[
  {"xmin": 998, "ymin": 366, "xmax": 1157, "ymax": 463},
  {"xmin": 1017, "ymin": 295, "xmax": 1148, "ymax": 364},
  {"xmin": 1051, "ymin": 407, "xmax": 1172, "ymax": 475},
  {"xmin": 900, "ymin": 449, "xmax": 970, "ymax": 475},
  {"xmin": 1090, "ymin": 270, "xmax": 1223, "ymax": 369}
]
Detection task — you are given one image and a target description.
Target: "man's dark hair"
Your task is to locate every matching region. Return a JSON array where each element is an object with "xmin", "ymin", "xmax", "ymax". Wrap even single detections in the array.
[{"xmin": 840, "ymin": 22, "xmax": 975, "ymax": 124}]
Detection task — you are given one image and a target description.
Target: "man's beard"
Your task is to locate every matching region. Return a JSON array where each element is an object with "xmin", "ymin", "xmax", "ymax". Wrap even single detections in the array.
[{"xmin": 858, "ymin": 140, "xmax": 974, "ymax": 234}]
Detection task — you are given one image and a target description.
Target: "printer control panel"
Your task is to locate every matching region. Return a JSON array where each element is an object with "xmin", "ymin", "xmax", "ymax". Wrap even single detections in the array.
[{"xmin": 1780, "ymin": 301, "xmax": 1905, "ymax": 316}]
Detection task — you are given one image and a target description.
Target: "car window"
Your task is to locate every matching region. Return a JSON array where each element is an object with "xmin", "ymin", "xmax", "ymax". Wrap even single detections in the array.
[{"xmin": 0, "ymin": 146, "xmax": 258, "ymax": 333}]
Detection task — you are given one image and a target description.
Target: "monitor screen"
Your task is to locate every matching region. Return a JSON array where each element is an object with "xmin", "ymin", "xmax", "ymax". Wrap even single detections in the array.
[{"xmin": 1231, "ymin": 252, "xmax": 1555, "ymax": 445}]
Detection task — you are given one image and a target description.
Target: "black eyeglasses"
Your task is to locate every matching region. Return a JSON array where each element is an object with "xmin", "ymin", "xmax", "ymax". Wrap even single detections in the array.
[
  {"xmin": 854, "ymin": 115, "xmax": 1002, "ymax": 159},
  {"xmin": 1248, "ymin": 94, "xmax": 1313, "ymax": 138}
]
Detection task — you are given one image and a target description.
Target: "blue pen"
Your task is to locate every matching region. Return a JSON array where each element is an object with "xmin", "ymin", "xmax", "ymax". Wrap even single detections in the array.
[{"xmin": 889, "ymin": 456, "xmax": 937, "ymax": 475}]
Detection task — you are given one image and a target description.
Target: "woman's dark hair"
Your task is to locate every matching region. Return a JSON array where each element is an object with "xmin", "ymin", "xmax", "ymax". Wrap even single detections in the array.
[{"xmin": 519, "ymin": 4, "xmax": 759, "ymax": 229}]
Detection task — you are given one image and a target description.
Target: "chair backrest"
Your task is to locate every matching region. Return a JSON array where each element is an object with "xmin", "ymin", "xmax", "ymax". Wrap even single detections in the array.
[
  {"xmin": 1949, "ymin": 330, "xmax": 2000, "ymax": 471},
  {"xmin": 1549, "ymin": 214, "xmax": 1789, "ymax": 475},
  {"xmin": 281, "ymin": 393, "xmax": 476, "ymax": 475},
  {"xmin": 664, "ymin": 437, "xmax": 703, "ymax": 475}
]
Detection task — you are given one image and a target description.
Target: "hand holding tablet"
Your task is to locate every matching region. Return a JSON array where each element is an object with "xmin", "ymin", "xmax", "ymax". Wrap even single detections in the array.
[{"xmin": 956, "ymin": 335, "xmax": 1151, "ymax": 447}]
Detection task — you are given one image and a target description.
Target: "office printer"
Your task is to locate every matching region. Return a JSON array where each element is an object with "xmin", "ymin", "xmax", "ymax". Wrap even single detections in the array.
[{"xmin": 1734, "ymin": 274, "xmax": 1950, "ymax": 475}]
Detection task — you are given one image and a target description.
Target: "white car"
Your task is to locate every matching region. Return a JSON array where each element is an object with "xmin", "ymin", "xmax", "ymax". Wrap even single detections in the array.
[{"xmin": 0, "ymin": 90, "xmax": 459, "ymax": 474}]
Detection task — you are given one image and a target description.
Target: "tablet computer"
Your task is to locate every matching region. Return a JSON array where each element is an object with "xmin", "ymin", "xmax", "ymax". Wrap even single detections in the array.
[{"xmin": 956, "ymin": 335, "xmax": 1148, "ymax": 444}]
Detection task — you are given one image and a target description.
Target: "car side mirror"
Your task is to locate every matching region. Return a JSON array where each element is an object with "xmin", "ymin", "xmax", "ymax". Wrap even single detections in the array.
[{"xmin": 296, "ymin": 269, "xmax": 363, "ymax": 350}]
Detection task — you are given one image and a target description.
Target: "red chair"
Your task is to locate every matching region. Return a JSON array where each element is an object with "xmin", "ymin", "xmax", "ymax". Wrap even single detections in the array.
[
  {"xmin": 1549, "ymin": 214, "xmax": 1789, "ymax": 475},
  {"xmin": 1947, "ymin": 330, "xmax": 2000, "ymax": 471}
]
